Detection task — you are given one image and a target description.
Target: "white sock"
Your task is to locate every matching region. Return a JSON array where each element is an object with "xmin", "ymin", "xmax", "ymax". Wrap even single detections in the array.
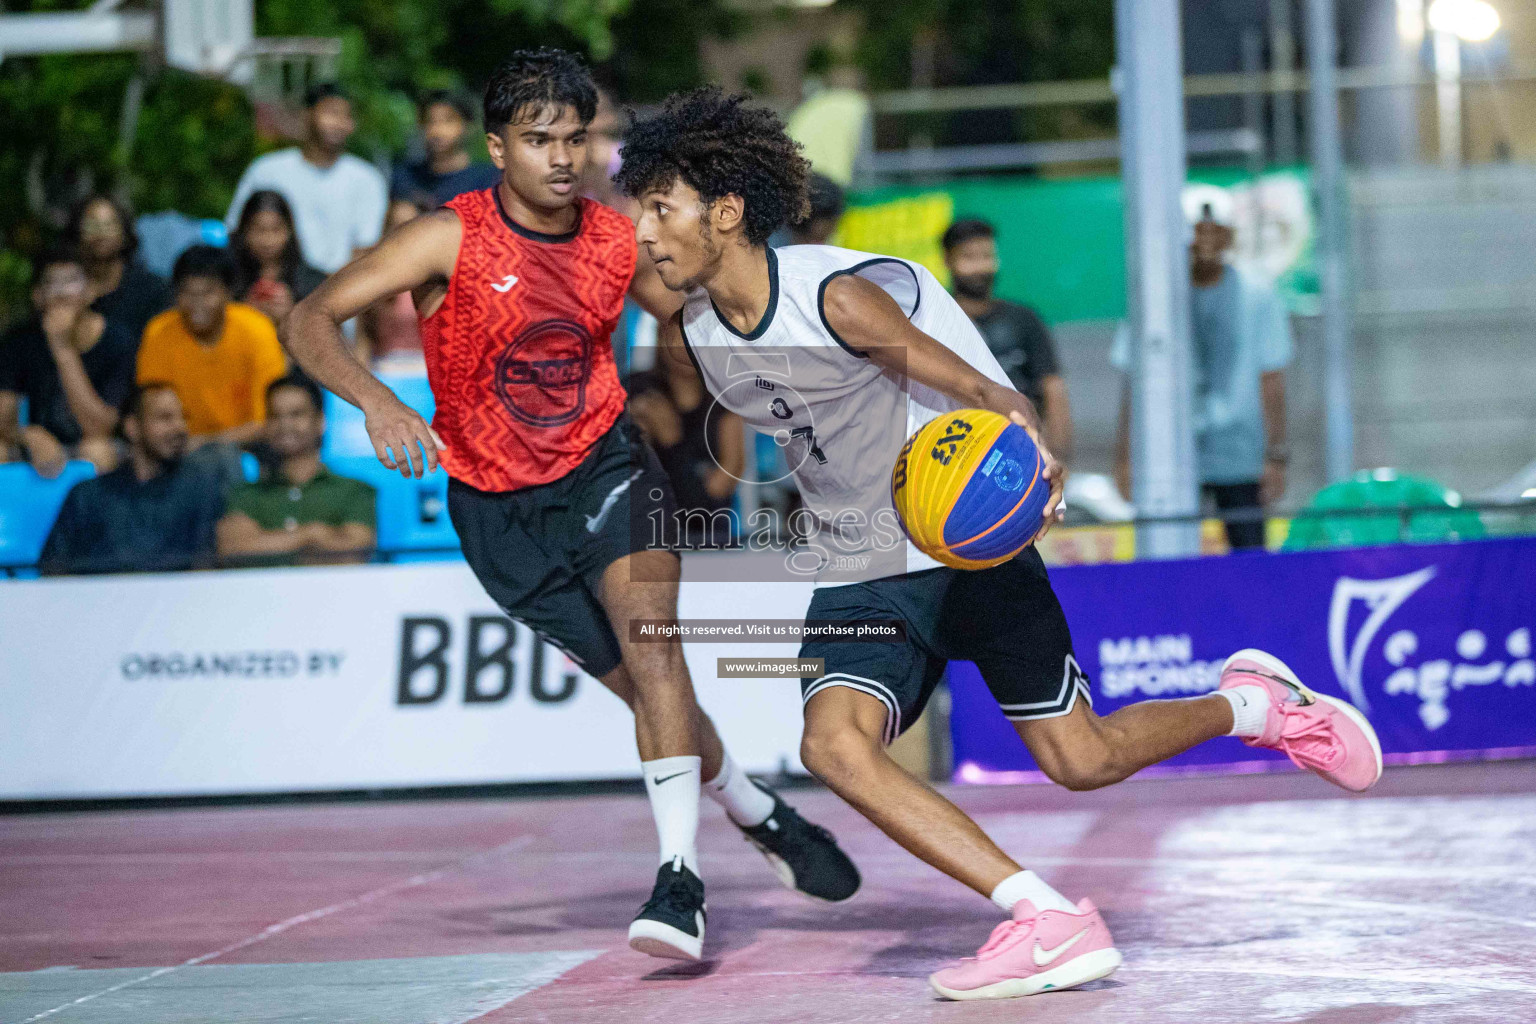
[
  {"xmin": 703, "ymin": 748, "xmax": 775, "ymax": 827},
  {"xmin": 990, "ymin": 870, "xmax": 1078, "ymax": 915},
  {"xmin": 1219, "ymin": 685, "xmax": 1272, "ymax": 738},
  {"xmin": 642, "ymin": 755, "xmax": 702, "ymax": 873}
]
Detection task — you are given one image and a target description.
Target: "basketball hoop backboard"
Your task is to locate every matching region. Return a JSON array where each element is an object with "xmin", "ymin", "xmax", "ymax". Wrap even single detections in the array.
[
  {"xmin": 162, "ymin": 0, "xmax": 254, "ymax": 80},
  {"xmin": 242, "ymin": 37, "xmax": 343, "ymax": 138}
]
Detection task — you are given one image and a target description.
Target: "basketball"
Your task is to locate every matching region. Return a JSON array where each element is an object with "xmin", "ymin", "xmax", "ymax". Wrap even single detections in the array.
[{"xmin": 891, "ymin": 409, "xmax": 1049, "ymax": 570}]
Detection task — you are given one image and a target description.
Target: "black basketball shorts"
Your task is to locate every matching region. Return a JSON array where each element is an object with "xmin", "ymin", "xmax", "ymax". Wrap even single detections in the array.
[
  {"xmin": 798, "ymin": 548, "xmax": 1091, "ymax": 745},
  {"xmin": 447, "ymin": 415, "xmax": 677, "ymax": 679}
]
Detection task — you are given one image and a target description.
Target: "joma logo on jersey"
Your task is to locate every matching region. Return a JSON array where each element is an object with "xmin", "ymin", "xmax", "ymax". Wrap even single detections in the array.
[
  {"xmin": 930, "ymin": 417, "xmax": 973, "ymax": 466},
  {"xmin": 494, "ymin": 318, "xmax": 593, "ymax": 427}
]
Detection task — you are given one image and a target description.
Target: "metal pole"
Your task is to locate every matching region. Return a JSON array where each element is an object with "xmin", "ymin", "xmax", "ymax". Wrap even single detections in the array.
[
  {"xmin": 1305, "ymin": 0, "xmax": 1355, "ymax": 483},
  {"xmin": 1433, "ymin": 29, "xmax": 1463, "ymax": 168},
  {"xmin": 1242, "ymin": 28, "xmax": 1267, "ymax": 176},
  {"xmin": 1116, "ymin": 0, "xmax": 1199, "ymax": 558},
  {"xmin": 116, "ymin": 70, "xmax": 147, "ymax": 165},
  {"xmin": 0, "ymin": 11, "xmax": 157, "ymax": 61},
  {"xmin": 1271, "ymin": 0, "xmax": 1300, "ymax": 165}
]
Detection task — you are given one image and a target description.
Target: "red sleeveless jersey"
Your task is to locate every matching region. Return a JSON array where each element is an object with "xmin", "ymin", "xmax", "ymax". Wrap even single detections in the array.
[{"xmin": 421, "ymin": 189, "xmax": 635, "ymax": 492}]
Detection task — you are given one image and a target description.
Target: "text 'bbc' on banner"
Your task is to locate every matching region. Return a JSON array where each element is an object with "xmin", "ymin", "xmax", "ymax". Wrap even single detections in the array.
[{"xmin": 0, "ymin": 561, "xmax": 817, "ymax": 800}]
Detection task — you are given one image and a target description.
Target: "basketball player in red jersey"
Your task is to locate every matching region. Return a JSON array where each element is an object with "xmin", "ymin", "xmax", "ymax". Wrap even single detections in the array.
[{"xmin": 285, "ymin": 49, "xmax": 857, "ymax": 962}]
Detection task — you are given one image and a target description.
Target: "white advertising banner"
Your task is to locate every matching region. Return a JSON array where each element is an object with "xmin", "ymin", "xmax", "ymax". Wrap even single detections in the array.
[{"xmin": 0, "ymin": 560, "xmax": 819, "ymax": 799}]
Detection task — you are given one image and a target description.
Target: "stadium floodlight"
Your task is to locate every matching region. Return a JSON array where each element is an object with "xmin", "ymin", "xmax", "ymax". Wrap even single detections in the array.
[
  {"xmin": 1396, "ymin": 0, "xmax": 1426, "ymax": 44},
  {"xmin": 1426, "ymin": 0, "xmax": 1501, "ymax": 43},
  {"xmin": 1425, "ymin": 0, "xmax": 1500, "ymax": 167}
]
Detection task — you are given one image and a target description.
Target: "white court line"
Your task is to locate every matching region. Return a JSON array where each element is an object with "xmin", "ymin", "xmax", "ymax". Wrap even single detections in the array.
[
  {"xmin": 14, "ymin": 851, "xmax": 1531, "ymax": 885},
  {"xmin": 584, "ymin": 846, "xmax": 1536, "ymax": 884},
  {"xmin": 994, "ymin": 855, "xmax": 1536, "ymax": 884},
  {"xmin": 1121, "ymin": 961, "xmax": 1536, "ymax": 995},
  {"xmin": 1174, "ymin": 885, "xmax": 1536, "ymax": 933},
  {"xmin": 13, "ymin": 834, "xmax": 534, "ymax": 1024},
  {"xmin": 554, "ymin": 964, "xmax": 1536, "ymax": 996},
  {"xmin": 2, "ymin": 851, "xmax": 475, "ymax": 865}
]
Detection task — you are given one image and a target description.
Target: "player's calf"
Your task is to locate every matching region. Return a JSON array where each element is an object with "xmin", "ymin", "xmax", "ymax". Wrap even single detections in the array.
[
  {"xmin": 1015, "ymin": 705, "xmax": 1146, "ymax": 792},
  {"xmin": 1016, "ymin": 693, "xmax": 1234, "ymax": 792},
  {"xmin": 1029, "ymin": 743, "xmax": 1123, "ymax": 793}
]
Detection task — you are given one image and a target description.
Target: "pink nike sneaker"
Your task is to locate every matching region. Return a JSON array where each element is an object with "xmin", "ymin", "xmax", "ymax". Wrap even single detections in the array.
[
  {"xmin": 1220, "ymin": 648, "xmax": 1383, "ymax": 792},
  {"xmin": 929, "ymin": 899, "xmax": 1122, "ymax": 1001}
]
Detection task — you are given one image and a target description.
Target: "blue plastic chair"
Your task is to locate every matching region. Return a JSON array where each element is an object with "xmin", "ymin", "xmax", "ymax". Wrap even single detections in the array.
[
  {"xmin": 0, "ymin": 461, "xmax": 98, "ymax": 572},
  {"xmin": 322, "ymin": 374, "xmax": 436, "ymax": 460},
  {"xmin": 326, "ymin": 455, "xmax": 459, "ymax": 559}
]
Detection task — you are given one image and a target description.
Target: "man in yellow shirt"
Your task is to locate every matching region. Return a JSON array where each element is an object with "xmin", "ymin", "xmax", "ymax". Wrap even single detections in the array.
[{"xmin": 138, "ymin": 245, "xmax": 288, "ymax": 479}]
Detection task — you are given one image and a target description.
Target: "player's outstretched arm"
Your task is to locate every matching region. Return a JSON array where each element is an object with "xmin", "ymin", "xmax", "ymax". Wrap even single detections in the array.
[
  {"xmin": 284, "ymin": 210, "xmax": 460, "ymax": 478},
  {"xmin": 821, "ymin": 273, "xmax": 1065, "ymax": 542}
]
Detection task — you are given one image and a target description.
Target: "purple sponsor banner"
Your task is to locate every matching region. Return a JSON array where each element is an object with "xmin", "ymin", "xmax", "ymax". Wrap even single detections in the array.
[{"xmin": 949, "ymin": 537, "xmax": 1536, "ymax": 783}]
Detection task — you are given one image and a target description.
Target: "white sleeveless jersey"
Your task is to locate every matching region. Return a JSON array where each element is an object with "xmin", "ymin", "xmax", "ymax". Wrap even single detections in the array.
[{"xmin": 679, "ymin": 245, "xmax": 1014, "ymax": 585}]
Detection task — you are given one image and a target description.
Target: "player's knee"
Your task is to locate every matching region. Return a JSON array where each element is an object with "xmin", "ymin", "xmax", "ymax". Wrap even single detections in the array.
[
  {"xmin": 799, "ymin": 726, "xmax": 880, "ymax": 788},
  {"xmin": 623, "ymin": 644, "xmax": 690, "ymax": 697},
  {"xmin": 596, "ymin": 667, "xmax": 637, "ymax": 709}
]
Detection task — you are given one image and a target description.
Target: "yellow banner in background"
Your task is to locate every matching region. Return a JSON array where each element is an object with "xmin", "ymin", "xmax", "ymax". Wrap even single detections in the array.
[
  {"xmin": 833, "ymin": 192, "xmax": 955, "ymax": 287},
  {"xmin": 1036, "ymin": 519, "xmax": 1294, "ymax": 565}
]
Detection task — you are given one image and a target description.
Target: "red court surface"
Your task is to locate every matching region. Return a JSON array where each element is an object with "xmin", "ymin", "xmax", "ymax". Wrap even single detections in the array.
[{"xmin": 3, "ymin": 761, "xmax": 1535, "ymax": 1024}]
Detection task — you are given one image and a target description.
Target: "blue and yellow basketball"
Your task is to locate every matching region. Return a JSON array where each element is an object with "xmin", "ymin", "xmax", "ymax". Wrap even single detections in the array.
[{"xmin": 891, "ymin": 409, "xmax": 1049, "ymax": 570}]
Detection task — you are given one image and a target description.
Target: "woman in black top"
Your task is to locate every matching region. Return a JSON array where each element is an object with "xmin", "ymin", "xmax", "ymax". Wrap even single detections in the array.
[
  {"xmin": 230, "ymin": 190, "xmax": 327, "ymax": 330},
  {"xmin": 67, "ymin": 193, "xmax": 172, "ymax": 345},
  {"xmin": 0, "ymin": 246, "xmax": 137, "ymax": 475}
]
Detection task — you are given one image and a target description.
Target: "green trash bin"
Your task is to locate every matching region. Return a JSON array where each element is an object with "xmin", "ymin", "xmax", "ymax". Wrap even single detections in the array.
[{"xmin": 1282, "ymin": 469, "xmax": 1485, "ymax": 551}]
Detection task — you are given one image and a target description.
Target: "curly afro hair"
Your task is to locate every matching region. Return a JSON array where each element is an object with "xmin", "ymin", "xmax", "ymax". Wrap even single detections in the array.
[{"xmin": 614, "ymin": 87, "xmax": 811, "ymax": 246}]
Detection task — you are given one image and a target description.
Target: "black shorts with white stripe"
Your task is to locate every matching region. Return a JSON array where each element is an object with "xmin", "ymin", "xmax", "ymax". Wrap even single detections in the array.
[
  {"xmin": 798, "ymin": 549, "xmax": 1091, "ymax": 745},
  {"xmin": 448, "ymin": 414, "xmax": 677, "ymax": 679}
]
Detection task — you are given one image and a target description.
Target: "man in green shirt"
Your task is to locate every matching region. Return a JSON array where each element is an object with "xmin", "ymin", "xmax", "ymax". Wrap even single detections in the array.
[{"xmin": 218, "ymin": 374, "xmax": 376, "ymax": 565}]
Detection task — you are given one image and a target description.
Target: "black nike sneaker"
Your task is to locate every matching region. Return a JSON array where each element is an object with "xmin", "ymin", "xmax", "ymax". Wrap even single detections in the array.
[
  {"xmin": 628, "ymin": 857, "xmax": 707, "ymax": 960},
  {"xmin": 737, "ymin": 783, "xmax": 861, "ymax": 903}
]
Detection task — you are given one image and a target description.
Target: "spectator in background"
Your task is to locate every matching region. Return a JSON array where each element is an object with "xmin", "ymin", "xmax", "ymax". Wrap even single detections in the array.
[
  {"xmin": 628, "ymin": 355, "xmax": 743, "ymax": 544},
  {"xmin": 1113, "ymin": 206, "xmax": 1293, "ymax": 550},
  {"xmin": 357, "ymin": 195, "xmax": 427, "ymax": 369},
  {"xmin": 231, "ymin": 190, "xmax": 327, "ymax": 331},
  {"xmin": 0, "ymin": 246, "xmax": 137, "ymax": 475},
  {"xmin": 582, "ymin": 83, "xmax": 651, "ymax": 377},
  {"xmin": 67, "ymin": 193, "xmax": 173, "ymax": 345},
  {"xmin": 390, "ymin": 91, "xmax": 500, "ymax": 207},
  {"xmin": 225, "ymin": 83, "xmax": 387, "ymax": 274},
  {"xmin": 40, "ymin": 382, "xmax": 224, "ymax": 575},
  {"xmin": 789, "ymin": 173, "xmax": 845, "ymax": 246},
  {"xmin": 217, "ymin": 375, "xmax": 375, "ymax": 566},
  {"xmin": 942, "ymin": 218, "xmax": 1074, "ymax": 466},
  {"xmin": 583, "ymin": 83, "xmax": 630, "ymax": 212},
  {"xmin": 137, "ymin": 246, "xmax": 287, "ymax": 483}
]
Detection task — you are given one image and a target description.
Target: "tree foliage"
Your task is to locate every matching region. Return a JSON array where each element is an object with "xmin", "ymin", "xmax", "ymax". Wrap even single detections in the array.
[
  {"xmin": 0, "ymin": 0, "xmax": 1114, "ymax": 319},
  {"xmin": 0, "ymin": 0, "xmax": 735, "ymax": 318},
  {"xmin": 838, "ymin": 0, "xmax": 1115, "ymax": 147}
]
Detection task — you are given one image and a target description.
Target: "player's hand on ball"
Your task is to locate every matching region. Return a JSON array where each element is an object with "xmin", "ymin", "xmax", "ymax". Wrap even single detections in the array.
[
  {"xmin": 365, "ymin": 394, "xmax": 446, "ymax": 478},
  {"xmin": 1008, "ymin": 410, "xmax": 1065, "ymax": 546}
]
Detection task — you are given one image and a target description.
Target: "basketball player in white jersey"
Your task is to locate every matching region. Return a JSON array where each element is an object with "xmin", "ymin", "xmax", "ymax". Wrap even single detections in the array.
[{"xmin": 614, "ymin": 88, "xmax": 1384, "ymax": 1001}]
